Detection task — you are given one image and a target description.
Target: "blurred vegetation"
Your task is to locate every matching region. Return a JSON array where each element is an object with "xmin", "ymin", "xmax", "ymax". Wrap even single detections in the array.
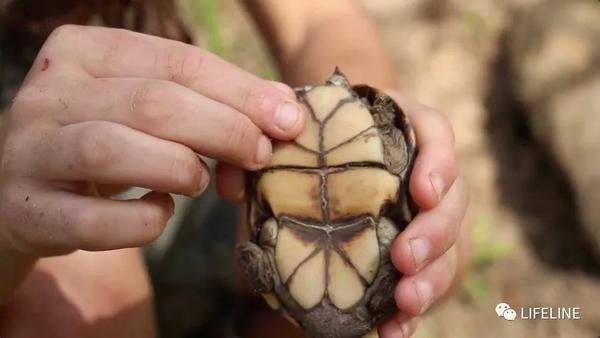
[
  {"xmin": 471, "ymin": 213, "xmax": 514, "ymax": 268},
  {"xmin": 464, "ymin": 212, "xmax": 515, "ymax": 303},
  {"xmin": 190, "ymin": 0, "xmax": 229, "ymax": 58},
  {"xmin": 187, "ymin": 0, "xmax": 278, "ymax": 80},
  {"xmin": 460, "ymin": 10, "xmax": 486, "ymax": 41}
]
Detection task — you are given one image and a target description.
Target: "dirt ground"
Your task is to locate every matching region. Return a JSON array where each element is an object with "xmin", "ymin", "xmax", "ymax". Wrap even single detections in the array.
[{"xmin": 194, "ymin": 1, "xmax": 600, "ymax": 337}]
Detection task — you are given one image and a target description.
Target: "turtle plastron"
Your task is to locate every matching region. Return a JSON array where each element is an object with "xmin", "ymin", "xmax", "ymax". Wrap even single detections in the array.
[{"xmin": 238, "ymin": 69, "xmax": 417, "ymax": 338}]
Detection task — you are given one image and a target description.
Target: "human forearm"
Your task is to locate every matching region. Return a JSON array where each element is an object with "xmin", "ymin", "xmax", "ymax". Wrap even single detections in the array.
[{"xmin": 244, "ymin": 0, "xmax": 396, "ymax": 88}]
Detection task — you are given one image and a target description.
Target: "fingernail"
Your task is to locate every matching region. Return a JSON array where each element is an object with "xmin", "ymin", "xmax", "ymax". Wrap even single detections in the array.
[
  {"xmin": 190, "ymin": 173, "xmax": 210, "ymax": 197},
  {"xmin": 168, "ymin": 198, "xmax": 176, "ymax": 215},
  {"xmin": 429, "ymin": 172, "xmax": 445, "ymax": 201},
  {"xmin": 414, "ymin": 280, "xmax": 433, "ymax": 315},
  {"xmin": 409, "ymin": 237, "xmax": 430, "ymax": 271},
  {"xmin": 274, "ymin": 103, "xmax": 300, "ymax": 131},
  {"xmin": 198, "ymin": 175, "xmax": 210, "ymax": 195},
  {"xmin": 254, "ymin": 135, "xmax": 272, "ymax": 167}
]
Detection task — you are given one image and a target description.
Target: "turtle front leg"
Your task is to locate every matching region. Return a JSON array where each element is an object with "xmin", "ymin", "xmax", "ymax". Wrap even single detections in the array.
[{"xmin": 238, "ymin": 218, "xmax": 279, "ymax": 293}]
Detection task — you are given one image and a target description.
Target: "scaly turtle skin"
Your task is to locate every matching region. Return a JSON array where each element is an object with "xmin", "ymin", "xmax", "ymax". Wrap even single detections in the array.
[{"xmin": 238, "ymin": 69, "xmax": 417, "ymax": 338}]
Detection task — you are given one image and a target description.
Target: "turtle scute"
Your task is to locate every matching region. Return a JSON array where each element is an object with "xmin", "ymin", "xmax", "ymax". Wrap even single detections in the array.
[{"xmin": 238, "ymin": 69, "xmax": 416, "ymax": 338}]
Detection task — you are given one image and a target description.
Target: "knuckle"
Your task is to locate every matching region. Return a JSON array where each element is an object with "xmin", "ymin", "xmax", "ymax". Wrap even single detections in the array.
[
  {"xmin": 131, "ymin": 81, "xmax": 174, "ymax": 130},
  {"xmin": 224, "ymin": 116, "xmax": 258, "ymax": 161},
  {"xmin": 99, "ymin": 29, "xmax": 129, "ymax": 66},
  {"xmin": 0, "ymin": 186, "xmax": 72, "ymax": 255},
  {"xmin": 417, "ymin": 108, "xmax": 455, "ymax": 145},
  {"xmin": 433, "ymin": 110, "xmax": 456, "ymax": 144},
  {"xmin": 168, "ymin": 47, "xmax": 206, "ymax": 85},
  {"xmin": 77, "ymin": 127, "xmax": 117, "ymax": 171},
  {"xmin": 69, "ymin": 209, "xmax": 101, "ymax": 249},
  {"xmin": 442, "ymin": 248, "xmax": 458, "ymax": 280},
  {"xmin": 435, "ymin": 210, "xmax": 461, "ymax": 252},
  {"xmin": 9, "ymin": 85, "xmax": 48, "ymax": 124},
  {"xmin": 47, "ymin": 24, "xmax": 82, "ymax": 46},
  {"xmin": 128, "ymin": 82, "xmax": 153, "ymax": 117},
  {"xmin": 237, "ymin": 84, "xmax": 256, "ymax": 115}
]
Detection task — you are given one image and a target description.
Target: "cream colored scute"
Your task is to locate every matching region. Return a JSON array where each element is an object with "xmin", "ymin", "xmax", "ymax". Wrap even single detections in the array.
[
  {"xmin": 294, "ymin": 113, "xmax": 320, "ymax": 152},
  {"xmin": 328, "ymin": 251, "xmax": 365, "ymax": 310},
  {"xmin": 262, "ymin": 293, "xmax": 280, "ymax": 310},
  {"xmin": 268, "ymin": 143, "xmax": 318, "ymax": 167},
  {"xmin": 326, "ymin": 128, "xmax": 384, "ymax": 166},
  {"xmin": 323, "ymin": 101, "xmax": 374, "ymax": 150},
  {"xmin": 340, "ymin": 227, "xmax": 380, "ymax": 283},
  {"xmin": 258, "ymin": 171, "xmax": 322, "ymax": 221},
  {"xmin": 275, "ymin": 226, "xmax": 318, "ymax": 282},
  {"xmin": 327, "ymin": 168, "xmax": 400, "ymax": 221},
  {"xmin": 305, "ymin": 85, "xmax": 352, "ymax": 121},
  {"xmin": 289, "ymin": 250, "xmax": 326, "ymax": 310}
]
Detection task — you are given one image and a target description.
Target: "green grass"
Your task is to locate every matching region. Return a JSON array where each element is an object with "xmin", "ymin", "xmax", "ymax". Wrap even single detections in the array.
[
  {"xmin": 463, "ymin": 213, "xmax": 515, "ymax": 303},
  {"xmin": 471, "ymin": 212, "xmax": 514, "ymax": 268},
  {"xmin": 190, "ymin": 0, "xmax": 229, "ymax": 58},
  {"xmin": 461, "ymin": 10, "xmax": 486, "ymax": 41}
]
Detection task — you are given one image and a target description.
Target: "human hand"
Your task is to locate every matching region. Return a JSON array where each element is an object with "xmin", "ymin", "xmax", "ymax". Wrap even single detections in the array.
[
  {"xmin": 378, "ymin": 92, "xmax": 469, "ymax": 338},
  {"xmin": 0, "ymin": 25, "xmax": 305, "ymax": 257}
]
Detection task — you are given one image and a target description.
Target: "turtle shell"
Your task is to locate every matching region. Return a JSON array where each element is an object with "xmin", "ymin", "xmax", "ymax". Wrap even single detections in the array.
[{"xmin": 239, "ymin": 69, "xmax": 416, "ymax": 338}]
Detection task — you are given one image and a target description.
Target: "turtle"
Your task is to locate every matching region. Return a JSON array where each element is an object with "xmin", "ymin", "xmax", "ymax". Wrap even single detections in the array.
[{"xmin": 238, "ymin": 69, "xmax": 417, "ymax": 338}]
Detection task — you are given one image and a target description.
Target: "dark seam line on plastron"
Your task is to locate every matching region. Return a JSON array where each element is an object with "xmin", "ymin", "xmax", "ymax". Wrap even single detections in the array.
[
  {"xmin": 291, "ymin": 141, "xmax": 320, "ymax": 154},
  {"xmin": 301, "ymin": 89, "xmax": 329, "ymax": 222},
  {"xmin": 321, "ymin": 173, "xmax": 330, "ymax": 225},
  {"xmin": 257, "ymin": 162, "xmax": 389, "ymax": 175},
  {"xmin": 285, "ymin": 246, "xmax": 322, "ymax": 286},
  {"xmin": 331, "ymin": 245, "xmax": 369, "ymax": 286},
  {"xmin": 321, "ymin": 96, "xmax": 357, "ymax": 124},
  {"xmin": 299, "ymin": 93, "xmax": 320, "ymax": 124},
  {"xmin": 324, "ymin": 125, "xmax": 377, "ymax": 154},
  {"xmin": 279, "ymin": 215, "xmax": 374, "ymax": 233}
]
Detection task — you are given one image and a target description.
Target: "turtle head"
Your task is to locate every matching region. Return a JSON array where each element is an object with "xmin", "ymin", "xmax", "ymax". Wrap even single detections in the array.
[{"xmin": 327, "ymin": 67, "xmax": 351, "ymax": 88}]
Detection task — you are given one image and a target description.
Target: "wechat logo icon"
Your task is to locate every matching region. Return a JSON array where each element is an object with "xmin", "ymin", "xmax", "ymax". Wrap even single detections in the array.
[{"xmin": 496, "ymin": 302, "xmax": 517, "ymax": 321}]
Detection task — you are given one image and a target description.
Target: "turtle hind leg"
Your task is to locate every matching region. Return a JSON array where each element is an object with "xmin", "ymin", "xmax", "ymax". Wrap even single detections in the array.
[
  {"xmin": 366, "ymin": 265, "xmax": 400, "ymax": 321},
  {"xmin": 237, "ymin": 241, "xmax": 274, "ymax": 293}
]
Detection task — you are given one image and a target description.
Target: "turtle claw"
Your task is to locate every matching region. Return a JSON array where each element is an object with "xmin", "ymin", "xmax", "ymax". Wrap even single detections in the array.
[{"xmin": 237, "ymin": 241, "xmax": 274, "ymax": 293}]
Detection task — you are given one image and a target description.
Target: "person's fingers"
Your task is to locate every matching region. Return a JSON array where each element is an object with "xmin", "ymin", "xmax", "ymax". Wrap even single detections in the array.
[
  {"xmin": 38, "ymin": 25, "xmax": 305, "ymax": 140},
  {"xmin": 215, "ymin": 162, "xmax": 246, "ymax": 202},
  {"xmin": 391, "ymin": 175, "xmax": 468, "ymax": 274},
  {"xmin": 378, "ymin": 314, "xmax": 418, "ymax": 338},
  {"xmin": 13, "ymin": 78, "xmax": 273, "ymax": 170},
  {"xmin": 394, "ymin": 245, "xmax": 458, "ymax": 317},
  {"xmin": 0, "ymin": 181, "xmax": 174, "ymax": 255},
  {"xmin": 17, "ymin": 121, "xmax": 208, "ymax": 197},
  {"xmin": 387, "ymin": 91, "xmax": 458, "ymax": 210}
]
